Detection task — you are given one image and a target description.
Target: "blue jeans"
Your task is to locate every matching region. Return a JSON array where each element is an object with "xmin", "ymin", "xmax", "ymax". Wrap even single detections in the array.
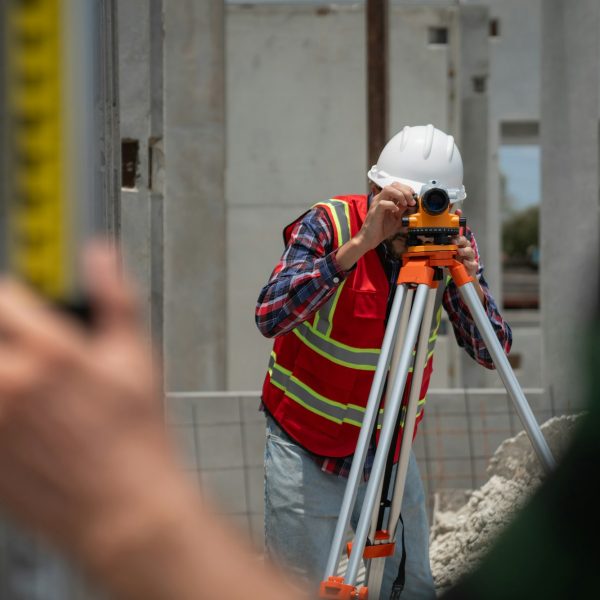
[{"xmin": 264, "ymin": 415, "xmax": 436, "ymax": 600}]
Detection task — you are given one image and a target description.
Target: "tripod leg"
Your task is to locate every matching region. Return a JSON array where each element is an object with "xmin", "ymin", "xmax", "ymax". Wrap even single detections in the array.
[
  {"xmin": 344, "ymin": 284, "xmax": 430, "ymax": 587},
  {"xmin": 388, "ymin": 286, "xmax": 437, "ymax": 538},
  {"xmin": 366, "ymin": 286, "xmax": 438, "ymax": 599},
  {"xmin": 323, "ymin": 284, "xmax": 408, "ymax": 581},
  {"xmin": 366, "ymin": 288, "xmax": 415, "ymax": 542},
  {"xmin": 457, "ymin": 281, "xmax": 556, "ymax": 473}
]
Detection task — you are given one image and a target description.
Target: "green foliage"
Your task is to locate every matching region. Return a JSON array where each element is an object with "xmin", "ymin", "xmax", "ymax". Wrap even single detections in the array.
[{"xmin": 502, "ymin": 205, "xmax": 539, "ymax": 263}]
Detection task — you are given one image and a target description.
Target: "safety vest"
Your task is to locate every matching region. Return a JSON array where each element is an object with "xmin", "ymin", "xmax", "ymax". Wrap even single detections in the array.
[{"xmin": 261, "ymin": 195, "xmax": 443, "ymax": 458}]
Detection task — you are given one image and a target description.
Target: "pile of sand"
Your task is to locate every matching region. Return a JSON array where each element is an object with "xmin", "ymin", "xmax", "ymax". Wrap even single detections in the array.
[{"xmin": 429, "ymin": 414, "xmax": 583, "ymax": 595}]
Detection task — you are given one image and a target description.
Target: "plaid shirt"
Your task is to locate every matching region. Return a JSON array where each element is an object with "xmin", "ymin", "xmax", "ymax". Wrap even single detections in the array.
[{"xmin": 256, "ymin": 200, "xmax": 512, "ymax": 480}]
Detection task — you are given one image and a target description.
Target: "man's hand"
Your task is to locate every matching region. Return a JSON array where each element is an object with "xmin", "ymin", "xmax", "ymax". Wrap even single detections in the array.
[
  {"xmin": 0, "ymin": 242, "xmax": 176, "ymax": 573},
  {"xmin": 358, "ymin": 183, "xmax": 416, "ymax": 251},
  {"xmin": 336, "ymin": 183, "xmax": 416, "ymax": 270},
  {"xmin": 453, "ymin": 234, "xmax": 479, "ymax": 279},
  {"xmin": 452, "ymin": 232, "xmax": 486, "ymax": 305}
]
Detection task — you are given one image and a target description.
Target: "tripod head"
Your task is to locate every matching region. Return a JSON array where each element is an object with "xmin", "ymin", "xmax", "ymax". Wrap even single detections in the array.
[{"xmin": 401, "ymin": 180, "xmax": 467, "ymax": 248}]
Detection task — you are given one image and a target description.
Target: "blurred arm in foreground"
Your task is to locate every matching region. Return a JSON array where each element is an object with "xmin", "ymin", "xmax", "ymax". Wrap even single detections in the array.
[{"xmin": 0, "ymin": 242, "xmax": 308, "ymax": 600}]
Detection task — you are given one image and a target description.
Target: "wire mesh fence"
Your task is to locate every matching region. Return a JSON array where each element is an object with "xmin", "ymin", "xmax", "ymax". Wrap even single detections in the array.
[{"xmin": 0, "ymin": 388, "xmax": 580, "ymax": 597}]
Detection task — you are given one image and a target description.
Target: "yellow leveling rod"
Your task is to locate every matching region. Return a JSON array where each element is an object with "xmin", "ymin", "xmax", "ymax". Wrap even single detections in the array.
[{"xmin": 4, "ymin": 0, "xmax": 95, "ymax": 309}]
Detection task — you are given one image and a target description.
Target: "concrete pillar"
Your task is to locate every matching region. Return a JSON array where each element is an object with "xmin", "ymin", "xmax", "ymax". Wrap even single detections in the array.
[
  {"xmin": 163, "ymin": 0, "xmax": 226, "ymax": 391},
  {"xmin": 93, "ymin": 0, "xmax": 120, "ymax": 237},
  {"xmin": 118, "ymin": 0, "xmax": 164, "ymax": 346},
  {"xmin": 457, "ymin": 4, "xmax": 498, "ymax": 295},
  {"xmin": 541, "ymin": 0, "xmax": 600, "ymax": 410},
  {"xmin": 454, "ymin": 5, "xmax": 501, "ymax": 387}
]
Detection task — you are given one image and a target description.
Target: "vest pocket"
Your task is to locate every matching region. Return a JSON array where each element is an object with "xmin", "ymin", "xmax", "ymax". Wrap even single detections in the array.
[{"xmin": 351, "ymin": 289, "xmax": 387, "ymax": 320}]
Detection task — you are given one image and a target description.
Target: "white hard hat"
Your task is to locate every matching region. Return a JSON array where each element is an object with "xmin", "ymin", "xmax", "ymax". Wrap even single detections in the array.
[{"xmin": 367, "ymin": 124, "xmax": 466, "ymax": 202}]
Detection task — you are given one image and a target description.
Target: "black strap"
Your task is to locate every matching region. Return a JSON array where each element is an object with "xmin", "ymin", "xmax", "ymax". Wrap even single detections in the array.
[{"xmin": 389, "ymin": 514, "xmax": 407, "ymax": 599}]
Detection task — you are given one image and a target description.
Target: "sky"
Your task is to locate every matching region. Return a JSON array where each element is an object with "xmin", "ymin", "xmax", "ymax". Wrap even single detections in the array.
[{"xmin": 498, "ymin": 145, "xmax": 540, "ymax": 214}]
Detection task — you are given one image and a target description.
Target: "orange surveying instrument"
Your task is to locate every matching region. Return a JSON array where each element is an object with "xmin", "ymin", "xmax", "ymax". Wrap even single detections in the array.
[{"xmin": 319, "ymin": 183, "xmax": 556, "ymax": 600}]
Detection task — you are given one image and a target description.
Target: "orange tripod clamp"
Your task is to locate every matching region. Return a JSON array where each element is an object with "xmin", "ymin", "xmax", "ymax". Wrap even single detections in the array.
[
  {"xmin": 346, "ymin": 530, "xmax": 396, "ymax": 560},
  {"xmin": 398, "ymin": 248, "xmax": 474, "ymax": 288},
  {"xmin": 319, "ymin": 577, "xmax": 369, "ymax": 600}
]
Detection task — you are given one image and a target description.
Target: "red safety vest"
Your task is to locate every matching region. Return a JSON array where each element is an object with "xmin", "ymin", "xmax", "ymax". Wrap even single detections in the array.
[{"xmin": 262, "ymin": 195, "xmax": 441, "ymax": 458}]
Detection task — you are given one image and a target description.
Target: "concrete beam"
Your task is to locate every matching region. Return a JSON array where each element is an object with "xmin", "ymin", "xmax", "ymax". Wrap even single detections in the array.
[
  {"xmin": 454, "ymin": 5, "xmax": 502, "ymax": 387},
  {"xmin": 163, "ymin": 0, "xmax": 226, "ymax": 390},
  {"xmin": 541, "ymin": 0, "xmax": 600, "ymax": 408}
]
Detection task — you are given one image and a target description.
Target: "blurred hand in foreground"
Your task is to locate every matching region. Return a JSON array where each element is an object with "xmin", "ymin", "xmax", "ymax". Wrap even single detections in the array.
[{"xmin": 0, "ymin": 241, "xmax": 308, "ymax": 600}]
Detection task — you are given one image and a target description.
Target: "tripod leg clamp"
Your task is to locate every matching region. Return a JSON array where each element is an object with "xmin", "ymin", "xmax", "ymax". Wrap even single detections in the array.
[
  {"xmin": 319, "ymin": 577, "xmax": 369, "ymax": 600},
  {"xmin": 346, "ymin": 540, "xmax": 396, "ymax": 560}
]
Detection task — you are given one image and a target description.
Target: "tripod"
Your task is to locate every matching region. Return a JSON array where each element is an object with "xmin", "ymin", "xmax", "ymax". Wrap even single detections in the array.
[{"xmin": 319, "ymin": 245, "xmax": 556, "ymax": 600}]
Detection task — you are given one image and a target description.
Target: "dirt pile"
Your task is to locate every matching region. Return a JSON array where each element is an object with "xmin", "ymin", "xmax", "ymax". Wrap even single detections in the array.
[{"xmin": 429, "ymin": 413, "xmax": 583, "ymax": 595}]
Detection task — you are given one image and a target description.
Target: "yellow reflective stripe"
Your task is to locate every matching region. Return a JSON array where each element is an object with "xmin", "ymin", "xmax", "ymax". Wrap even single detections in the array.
[
  {"xmin": 291, "ymin": 376, "xmax": 348, "ymax": 411},
  {"xmin": 269, "ymin": 377, "xmax": 342, "ymax": 424},
  {"xmin": 325, "ymin": 280, "xmax": 345, "ymax": 337},
  {"xmin": 312, "ymin": 199, "xmax": 352, "ymax": 246},
  {"xmin": 314, "ymin": 279, "xmax": 346, "ymax": 336},
  {"xmin": 268, "ymin": 351, "xmax": 291, "ymax": 376},
  {"xmin": 315, "ymin": 201, "xmax": 343, "ymax": 247},
  {"xmin": 377, "ymin": 398, "xmax": 426, "ymax": 415},
  {"xmin": 303, "ymin": 321, "xmax": 379, "ymax": 355},
  {"xmin": 268, "ymin": 354, "xmax": 366, "ymax": 427},
  {"xmin": 376, "ymin": 408, "xmax": 425, "ymax": 430},
  {"xmin": 312, "ymin": 199, "xmax": 351, "ymax": 335},
  {"xmin": 344, "ymin": 402, "xmax": 366, "ymax": 427},
  {"xmin": 293, "ymin": 323, "xmax": 380, "ymax": 370},
  {"xmin": 329, "ymin": 199, "xmax": 352, "ymax": 245},
  {"xmin": 402, "ymin": 409, "xmax": 424, "ymax": 428},
  {"xmin": 429, "ymin": 305, "xmax": 443, "ymax": 343}
]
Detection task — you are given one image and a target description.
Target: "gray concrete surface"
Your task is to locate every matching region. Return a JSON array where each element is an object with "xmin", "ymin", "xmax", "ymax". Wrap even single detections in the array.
[
  {"xmin": 162, "ymin": 0, "xmax": 227, "ymax": 390},
  {"xmin": 541, "ymin": 0, "xmax": 600, "ymax": 412}
]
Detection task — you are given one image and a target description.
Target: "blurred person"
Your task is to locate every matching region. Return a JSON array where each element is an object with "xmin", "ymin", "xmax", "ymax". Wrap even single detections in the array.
[
  {"xmin": 0, "ymin": 242, "xmax": 310, "ymax": 600},
  {"xmin": 255, "ymin": 124, "xmax": 512, "ymax": 599}
]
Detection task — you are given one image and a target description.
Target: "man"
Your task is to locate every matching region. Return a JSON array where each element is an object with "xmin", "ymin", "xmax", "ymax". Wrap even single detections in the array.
[{"xmin": 256, "ymin": 124, "xmax": 512, "ymax": 599}]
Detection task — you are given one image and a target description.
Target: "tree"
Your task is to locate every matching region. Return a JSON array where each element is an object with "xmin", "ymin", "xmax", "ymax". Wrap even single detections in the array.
[{"xmin": 502, "ymin": 205, "xmax": 539, "ymax": 267}]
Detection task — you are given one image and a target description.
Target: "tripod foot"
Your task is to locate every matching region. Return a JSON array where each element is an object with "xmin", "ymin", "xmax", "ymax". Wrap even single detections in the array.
[{"xmin": 319, "ymin": 576, "xmax": 369, "ymax": 600}]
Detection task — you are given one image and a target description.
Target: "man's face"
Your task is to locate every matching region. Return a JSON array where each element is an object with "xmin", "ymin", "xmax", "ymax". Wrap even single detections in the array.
[
  {"xmin": 386, "ymin": 230, "xmax": 408, "ymax": 258},
  {"xmin": 385, "ymin": 204, "xmax": 418, "ymax": 258}
]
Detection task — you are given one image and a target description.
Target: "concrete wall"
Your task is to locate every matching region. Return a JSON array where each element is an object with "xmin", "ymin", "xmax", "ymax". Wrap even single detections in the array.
[
  {"xmin": 116, "ymin": 0, "xmax": 540, "ymax": 395},
  {"xmin": 226, "ymin": 3, "xmax": 498, "ymax": 390},
  {"xmin": 477, "ymin": 0, "xmax": 542, "ymax": 122},
  {"xmin": 117, "ymin": 0, "xmax": 227, "ymax": 391}
]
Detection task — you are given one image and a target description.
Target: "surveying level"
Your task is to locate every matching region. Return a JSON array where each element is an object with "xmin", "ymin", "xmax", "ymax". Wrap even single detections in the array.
[
  {"xmin": 2, "ymin": 0, "xmax": 98, "ymax": 313},
  {"xmin": 403, "ymin": 180, "xmax": 466, "ymax": 247},
  {"xmin": 319, "ymin": 211, "xmax": 556, "ymax": 599}
]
